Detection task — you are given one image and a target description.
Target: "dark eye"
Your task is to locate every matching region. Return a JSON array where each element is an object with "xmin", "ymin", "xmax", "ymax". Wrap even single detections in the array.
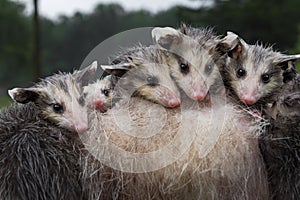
[
  {"xmin": 261, "ymin": 73, "xmax": 271, "ymax": 83},
  {"xmin": 205, "ymin": 65, "xmax": 214, "ymax": 75},
  {"xmin": 102, "ymin": 89, "xmax": 110, "ymax": 97},
  {"xmin": 236, "ymin": 68, "xmax": 246, "ymax": 78},
  {"xmin": 179, "ymin": 63, "xmax": 189, "ymax": 74},
  {"xmin": 146, "ymin": 76, "xmax": 159, "ymax": 86},
  {"xmin": 52, "ymin": 103, "xmax": 63, "ymax": 113}
]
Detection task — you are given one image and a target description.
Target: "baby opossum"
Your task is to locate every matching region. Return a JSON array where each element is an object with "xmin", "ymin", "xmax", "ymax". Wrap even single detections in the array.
[
  {"xmin": 217, "ymin": 31, "xmax": 300, "ymax": 108},
  {"xmin": 260, "ymin": 71, "xmax": 300, "ymax": 200},
  {"xmin": 8, "ymin": 61, "xmax": 99, "ymax": 133},
  {"xmin": 83, "ymin": 75, "xmax": 115, "ymax": 112},
  {"xmin": 152, "ymin": 25, "xmax": 225, "ymax": 101},
  {"xmin": 81, "ymin": 97, "xmax": 269, "ymax": 200},
  {"xmin": 101, "ymin": 45, "xmax": 181, "ymax": 108},
  {"xmin": 218, "ymin": 32, "xmax": 300, "ymax": 199},
  {"xmin": 0, "ymin": 62, "xmax": 97, "ymax": 199}
]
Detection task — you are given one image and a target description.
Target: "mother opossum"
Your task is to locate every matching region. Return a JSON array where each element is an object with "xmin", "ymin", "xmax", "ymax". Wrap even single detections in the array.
[{"xmin": 81, "ymin": 97, "xmax": 269, "ymax": 200}]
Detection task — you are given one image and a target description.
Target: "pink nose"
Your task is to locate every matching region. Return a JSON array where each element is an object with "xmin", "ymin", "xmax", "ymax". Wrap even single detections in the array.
[
  {"xmin": 241, "ymin": 96, "xmax": 257, "ymax": 105},
  {"xmin": 191, "ymin": 91, "xmax": 206, "ymax": 101},
  {"xmin": 74, "ymin": 123, "xmax": 88, "ymax": 133},
  {"xmin": 92, "ymin": 99, "xmax": 104, "ymax": 107},
  {"xmin": 167, "ymin": 98, "xmax": 180, "ymax": 108}
]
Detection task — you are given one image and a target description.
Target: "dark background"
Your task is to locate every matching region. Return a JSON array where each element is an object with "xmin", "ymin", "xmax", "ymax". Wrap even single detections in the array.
[{"xmin": 1, "ymin": 0, "xmax": 300, "ymax": 107}]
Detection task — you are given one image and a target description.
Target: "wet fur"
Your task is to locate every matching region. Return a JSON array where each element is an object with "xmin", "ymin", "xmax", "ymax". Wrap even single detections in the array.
[
  {"xmin": 219, "ymin": 43, "xmax": 285, "ymax": 110},
  {"xmin": 260, "ymin": 72, "xmax": 300, "ymax": 199},
  {"xmin": 0, "ymin": 103, "xmax": 83, "ymax": 200},
  {"xmin": 153, "ymin": 25, "xmax": 226, "ymax": 101},
  {"xmin": 109, "ymin": 45, "xmax": 180, "ymax": 107},
  {"xmin": 82, "ymin": 97, "xmax": 269, "ymax": 200}
]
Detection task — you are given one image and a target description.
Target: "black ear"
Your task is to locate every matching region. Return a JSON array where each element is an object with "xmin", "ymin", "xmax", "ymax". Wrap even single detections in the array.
[
  {"xmin": 75, "ymin": 61, "xmax": 98, "ymax": 86},
  {"xmin": 8, "ymin": 88, "xmax": 41, "ymax": 104},
  {"xmin": 217, "ymin": 32, "xmax": 248, "ymax": 59},
  {"xmin": 274, "ymin": 54, "xmax": 300, "ymax": 83},
  {"xmin": 151, "ymin": 27, "xmax": 183, "ymax": 50}
]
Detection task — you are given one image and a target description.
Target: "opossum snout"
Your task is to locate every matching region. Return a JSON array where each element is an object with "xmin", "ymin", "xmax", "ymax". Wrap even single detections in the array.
[
  {"xmin": 191, "ymin": 89, "xmax": 207, "ymax": 101},
  {"xmin": 92, "ymin": 99, "xmax": 108, "ymax": 112},
  {"xmin": 166, "ymin": 96, "xmax": 181, "ymax": 108},
  {"xmin": 189, "ymin": 84, "xmax": 208, "ymax": 101},
  {"xmin": 74, "ymin": 122, "xmax": 88, "ymax": 134},
  {"xmin": 160, "ymin": 90, "xmax": 181, "ymax": 108},
  {"xmin": 241, "ymin": 95, "xmax": 257, "ymax": 105},
  {"xmin": 239, "ymin": 87, "xmax": 259, "ymax": 105},
  {"xmin": 68, "ymin": 111, "xmax": 89, "ymax": 133}
]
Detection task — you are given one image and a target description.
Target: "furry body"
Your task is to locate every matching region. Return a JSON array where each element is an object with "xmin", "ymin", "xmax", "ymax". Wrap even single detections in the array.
[
  {"xmin": 260, "ymin": 72, "xmax": 300, "ymax": 199},
  {"xmin": 0, "ymin": 103, "xmax": 83, "ymax": 200},
  {"xmin": 81, "ymin": 97, "xmax": 269, "ymax": 200}
]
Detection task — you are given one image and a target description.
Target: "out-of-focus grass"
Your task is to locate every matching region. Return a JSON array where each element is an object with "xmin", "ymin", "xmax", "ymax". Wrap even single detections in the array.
[
  {"xmin": 296, "ymin": 63, "xmax": 300, "ymax": 72},
  {"xmin": 0, "ymin": 95, "xmax": 12, "ymax": 110}
]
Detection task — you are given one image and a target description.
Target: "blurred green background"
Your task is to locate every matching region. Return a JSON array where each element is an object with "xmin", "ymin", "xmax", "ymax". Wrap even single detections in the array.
[{"xmin": 1, "ymin": 0, "xmax": 300, "ymax": 108}]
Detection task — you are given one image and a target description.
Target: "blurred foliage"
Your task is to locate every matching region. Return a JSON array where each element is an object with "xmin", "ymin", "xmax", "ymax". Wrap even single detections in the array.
[
  {"xmin": 0, "ymin": 0, "xmax": 300, "ymax": 103},
  {"xmin": 0, "ymin": 95, "xmax": 11, "ymax": 109}
]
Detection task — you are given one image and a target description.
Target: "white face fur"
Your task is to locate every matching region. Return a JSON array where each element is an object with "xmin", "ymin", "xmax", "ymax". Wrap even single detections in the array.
[
  {"xmin": 101, "ymin": 46, "xmax": 182, "ymax": 108},
  {"xmin": 8, "ymin": 61, "xmax": 98, "ymax": 133},
  {"xmin": 152, "ymin": 27, "xmax": 222, "ymax": 101},
  {"xmin": 219, "ymin": 32, "xmax": 300, "ymax": 106},
  {"xmin": 83, "ymin": 75, "xmax": 114, "ymax": 112}
]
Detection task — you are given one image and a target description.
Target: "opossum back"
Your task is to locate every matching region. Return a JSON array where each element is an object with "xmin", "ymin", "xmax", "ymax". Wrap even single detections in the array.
[
  {"xmin": 82, "ymin": 98, "xmax": 269, "ymax": 199},
  {"xmin": 0, "ymin": 103, "xmax": 83, "ymax": 200}
]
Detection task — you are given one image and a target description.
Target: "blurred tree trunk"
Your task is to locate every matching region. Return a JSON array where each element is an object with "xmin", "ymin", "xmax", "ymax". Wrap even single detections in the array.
[{"xmin": 33, "ymin": 0, "xmax": 41, "ymax": 80}]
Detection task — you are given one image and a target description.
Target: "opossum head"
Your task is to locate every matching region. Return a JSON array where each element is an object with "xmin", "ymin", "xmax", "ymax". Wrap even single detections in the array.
[
  {"xmin": 152, "ymin": 26, "xmax": 222, "ymax": 101},
  {"xmin": 218, "ymin": 31, "xmax": 300, "ymax": 106},
  {"xmin": 8, "ymin": 61, "xmax": 98, "ymax": 133},
  {"xmin": 102, "ymin": 46, "xmax": 181, "ymax": 108},
  {"xmin": 83, "ymin": 75, "xmax": 114, "ymax": 113}
]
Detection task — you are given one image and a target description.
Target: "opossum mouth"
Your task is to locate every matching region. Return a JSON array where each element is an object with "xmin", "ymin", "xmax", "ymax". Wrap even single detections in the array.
[
  {"xmin": 92, "ymin": 99, "xmax": 110, "ymax": 113},
  {"xmin": 160, "ymin": 99, "xmax": 180, "ymax": 108},
  {"xmin": 95, "ymin": 104, "xmax": 109, "ymax": 113}
]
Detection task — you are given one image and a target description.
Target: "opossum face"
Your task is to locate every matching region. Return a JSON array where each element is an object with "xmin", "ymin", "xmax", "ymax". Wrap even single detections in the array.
[
  {"xmin": 152, "ymin": 27, "xmax": 221, "ymax": 101},
  {"xmin": 101, "ymin": 50, "xmax": 181, "ymax": 108},
  {"xmin": 218, "ymin": 32, "xmax": 300, "ymax": 106},
  {"xmin": 83, "ymin": 75, "xmax": 114, "ymax": 112},
  {"xmin": 8, "ymin": 61, "xmax": 98, "ymax": 133}
]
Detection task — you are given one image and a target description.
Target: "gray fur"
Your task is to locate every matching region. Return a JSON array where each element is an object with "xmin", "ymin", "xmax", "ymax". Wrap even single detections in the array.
[
  {"xmin": 217, "ymin": 32, "xmax": 300, "ymax": 109},
  {"xmin": 0, "ymin": 103, "xmax": 83, "ymax": 200},
  {"xmin": 0, "ymin": 63, "xmax": 97, "ymax": 199},
  {"xmin": 219, "ymin": 32, "xmax": 300, "ymax": 199},
  {"xmin": 102, "ymin": 45, "xmax": 181, "ymax": 108},
  {"xmin": 152, "ymin": 25, "xmax": 225, "ymax": 102},
  {"xmin": 261, "ymin": 71, "xmax": 300, "ymax": 200}
]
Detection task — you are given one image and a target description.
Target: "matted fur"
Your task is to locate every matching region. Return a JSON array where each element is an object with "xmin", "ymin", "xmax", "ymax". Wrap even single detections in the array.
[
  {"xmin": 81, "ymin": 97, "xmax": 269, "ymax": 200},
  {"xmin": 260, "ymin": 72, "xmax": 300, "ymax": 199},
  {"xmin": 152, "ymin": 25, "xmax": 225, "ymax": 101},
  {"xmin": 0, "ymin": 103, "xmax": 83, "ymax": 200}
]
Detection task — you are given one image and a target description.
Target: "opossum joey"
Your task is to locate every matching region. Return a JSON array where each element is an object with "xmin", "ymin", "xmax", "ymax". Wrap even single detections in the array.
[
  {"xmin": 217, "ymin": 31, "xmax": 300, "ymax": 107},
  {"xmin": 8, "ymin": 61, "xmax": 98, "ymax": 133},
  {"xmin": 152, "ymin": 25, "xmax": 223, "ymax": 101},
  {"xmin": 83, "ymin": 75, "xmax": 114, "ymax": 113},
  {"xmin": 101, "ymin": 46, "xmax": 181, "ymax": 108}
]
